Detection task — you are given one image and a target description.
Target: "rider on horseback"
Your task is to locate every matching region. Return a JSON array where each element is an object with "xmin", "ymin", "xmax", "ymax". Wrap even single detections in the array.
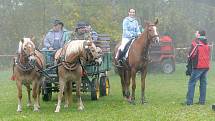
[{"xmin": 115, "ymin": 8, "xmax": 141, "ymax": 64}]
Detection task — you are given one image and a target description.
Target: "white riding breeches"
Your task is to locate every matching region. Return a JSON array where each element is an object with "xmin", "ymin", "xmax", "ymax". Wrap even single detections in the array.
[
  {"xmin": 119, "ymin": 38, "xmax": 130, "ymax": 51},
  {"xmin": 115, "ymin": 38, "xmax": 130, "ymax": 59}
]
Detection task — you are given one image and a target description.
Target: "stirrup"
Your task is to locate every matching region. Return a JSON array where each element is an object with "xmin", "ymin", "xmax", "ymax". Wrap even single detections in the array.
[
  {"xmin": 117, "ymin": 59, "xmax": 125, "ymax": 65},
  {"xmin": 118, "ymin": 60, "xmax": 123, "ymax": 64}
]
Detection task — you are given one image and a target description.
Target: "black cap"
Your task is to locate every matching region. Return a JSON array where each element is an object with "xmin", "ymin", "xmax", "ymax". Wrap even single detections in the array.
[
  {"xmin": 76, "ymin": 21, "xmax": 87, "ymax": 29},
  {"xmin": 53, "ymin": 19, "xmax": 64, "ymax": 26}
]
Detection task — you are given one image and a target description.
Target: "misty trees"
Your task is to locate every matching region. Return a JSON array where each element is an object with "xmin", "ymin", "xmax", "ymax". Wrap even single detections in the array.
[{"xmin": 0, "ymin": 0, "xmax": 215, "ymax": 54}]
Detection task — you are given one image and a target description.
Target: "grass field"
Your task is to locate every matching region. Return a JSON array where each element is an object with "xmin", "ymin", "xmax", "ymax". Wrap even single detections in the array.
[{"xmin": 0, "ymin": 63, "xmax": 215, "ymax": 121}]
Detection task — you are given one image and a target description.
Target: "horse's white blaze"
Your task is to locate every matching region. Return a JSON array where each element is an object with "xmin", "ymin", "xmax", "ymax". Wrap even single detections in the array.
[
  {"xmin": 18, "ymin": 41, "xmax": 22, "ymax": 53},
  {"xmin": 65, "ymin": 40, "xmax": 85, "ymax": 60},
  {"xmin": 153, "ymin": 26, "xmax": 158, "ymax": 36},
  {"xmin": 153, "ymin": 26, "xmax": 159, "ymax": 42}
]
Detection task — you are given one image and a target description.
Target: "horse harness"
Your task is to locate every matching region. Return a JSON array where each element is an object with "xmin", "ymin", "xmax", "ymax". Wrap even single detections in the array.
[
  {"xmin": 56, "ymin": 40, "xmax": 93, "ymax": 71},
  {"xmin": 140, "ymin": 25, "xmax": 159, "ymax": 63},
  {"xmin": 14, "ymin": 51, "xmax": 43, "ymax": 73}
]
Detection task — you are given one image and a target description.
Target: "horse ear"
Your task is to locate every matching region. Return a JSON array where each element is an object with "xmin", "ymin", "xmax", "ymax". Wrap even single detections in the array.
[
  {"xmin": 144, "ymin": 20, "xmax": 150, "ymax": 28},
  {"xmin": 155, "ymin": 19, "xmax": 159, "ymax": 25},
  {"xmin": 21, "ymin": 38, "xmax": 24, "ymax": 43},
  {"xmin": 30, "ymin": 35, "xmax": 35, "ymax": 42}
]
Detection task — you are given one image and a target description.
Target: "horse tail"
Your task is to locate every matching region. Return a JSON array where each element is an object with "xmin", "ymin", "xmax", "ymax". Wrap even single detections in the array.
[{"xmin": 10, "ymin": 57, "xmax": 16, "ymax": 81}]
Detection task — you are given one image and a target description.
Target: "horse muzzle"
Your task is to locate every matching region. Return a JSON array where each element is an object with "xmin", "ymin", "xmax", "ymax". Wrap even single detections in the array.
[
  {"xmin": 153, "ymin": 36, "xmax": 160, "ymax": 44},
  {"xmin": 28, "ymin": 55, "xmax": 36, "ymax": 65}
]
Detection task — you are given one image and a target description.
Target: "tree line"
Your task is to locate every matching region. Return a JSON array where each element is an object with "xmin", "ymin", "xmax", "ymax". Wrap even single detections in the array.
[{"xmin": 0, "ymin": 0, "xmax": 215, "ymax": 54}]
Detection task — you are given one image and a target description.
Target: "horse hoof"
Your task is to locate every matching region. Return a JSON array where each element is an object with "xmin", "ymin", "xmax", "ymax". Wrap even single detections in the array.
[
  {"xmin": 33, "ymin": 109, "xmax": 39, "ymax": 112},
  {"xmin": 128, "ymin": 99, "xmax": 135, "ymax": 105},
  {"xmin": 123, "ymin": 97, "xmax": 129, "ymax": 101},
  {"xmin": 17, "ymin": 109, "xmax": 22, "ymax": 112},
  {"xmin": 64, "ymin": 104, "xmax": 69, "ymax": 108},
  {"xmin": 141, "ymin": 100, "xmax": 148, "ymax": 104},
  {"xmin": 129, "ymin": 101, "xmax": 136, "ymax": 105},
  {"xmin": 55, "ymin": 105, "xmax": 60, "ymax": 112},
  {"xmin": 78, "ymin": 106, "xmax": 84, "ymax": 111},
  {"xmin": 27, "ymin": 103, "xmax": 32, "ymax": 107},
  {"xmin": 54, "ymin": 110, "xmax": 60, "ymax": 113}
]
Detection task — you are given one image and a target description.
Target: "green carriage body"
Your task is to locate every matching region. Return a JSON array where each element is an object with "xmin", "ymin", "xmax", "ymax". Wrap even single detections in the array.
[{"xmin": 84, "ymin": 52, "xmax": 112, "ymax": 75}]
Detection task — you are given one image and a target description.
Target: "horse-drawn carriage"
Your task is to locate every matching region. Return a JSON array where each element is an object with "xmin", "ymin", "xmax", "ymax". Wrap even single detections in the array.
[{"xmin": 40, "ymin": 34, "xmax": 112, "ymax": 101}]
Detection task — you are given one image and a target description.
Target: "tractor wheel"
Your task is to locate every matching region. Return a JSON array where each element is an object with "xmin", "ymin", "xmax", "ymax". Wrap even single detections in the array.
[
  {"xmin": 100, "ymin": 76, "xmax": 110, "ymax": 96},
  {"xmin": 161, "ymin": 59, "xmax": 175, "ymax": 74},
  {"xmin": 91, "ymin": 78, "xmax": 100, "ymax": 100},
  {"xmin": 212, "ymin": 104, "xmax": 215, "ymax": 111},
  {"xmin": 42, "ymin": 81, "xmax": 52, "ymax": 101}
]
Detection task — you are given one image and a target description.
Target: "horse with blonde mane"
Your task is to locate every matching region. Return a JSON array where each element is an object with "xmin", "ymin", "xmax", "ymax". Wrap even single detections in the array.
[
  {"xmin": 12, "ymin": 37, "xmax": 45, "ymax": 112},
  {"xmin": 114, "ymin": 19, "xmax": 160, "ymax": 104},
  {"xmin": 54, "ymin": 39, "xmax": 102, "ymax": 112}
]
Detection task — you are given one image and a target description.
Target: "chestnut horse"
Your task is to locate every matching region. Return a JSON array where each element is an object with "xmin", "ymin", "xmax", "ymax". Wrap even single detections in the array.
[
  {"xmin": 12, "ymin": 38, "xmax": 45, "ymax": 112},
  {"xmin": 54, "ymin": 40, "xmax": 102, "ymax": 112},
  {"xmin": 114, "ymin": 19, "xmax": 159, "ymax": 104}
]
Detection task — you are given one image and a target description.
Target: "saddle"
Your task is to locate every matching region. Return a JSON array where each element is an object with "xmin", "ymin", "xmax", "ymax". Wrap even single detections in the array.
[{"xmin": 118, "ymin": 38, "xmax": 136, "ymax": 64}]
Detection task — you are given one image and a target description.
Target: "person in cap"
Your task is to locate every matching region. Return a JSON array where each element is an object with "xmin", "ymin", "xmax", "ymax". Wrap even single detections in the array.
[
  {"xmin": 85, "ymin": 24, "xmax": 98, "ymax": 41},
  {"xmin": 184, "ymin": 30, "xmax": 210, "ymax": 105},
  {"xmin": 43, "ymin": 19, "xmax": 71, "ymax": 50},
  {"xmin": 72, "ymin": 21, "xmax": 98, "ymax": 41}
]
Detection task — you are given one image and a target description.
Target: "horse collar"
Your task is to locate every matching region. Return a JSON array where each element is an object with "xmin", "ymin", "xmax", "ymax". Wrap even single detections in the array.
[
  {"xmin": 62, "ymin": 59, "xmax": 80, "ymax": 71},
  {"xmin": 16, "ymin": 60, "xmax": 35, "ymax": 72}
]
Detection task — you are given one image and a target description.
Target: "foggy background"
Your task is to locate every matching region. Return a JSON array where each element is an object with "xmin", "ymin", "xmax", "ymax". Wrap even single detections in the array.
[{"xmin": 0, "ymin": 0, "xmax": 215, "ymax": 69}]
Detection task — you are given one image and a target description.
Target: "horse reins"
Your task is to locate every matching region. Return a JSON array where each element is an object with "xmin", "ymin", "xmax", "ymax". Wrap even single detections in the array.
[{"xmin": 128, "ymin": 25, "xmax": 159, "ymax": 62}]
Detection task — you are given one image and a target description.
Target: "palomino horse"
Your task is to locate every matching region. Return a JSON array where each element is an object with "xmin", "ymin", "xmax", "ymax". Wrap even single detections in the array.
[
  {"xmin": 12, "ymin": 38, "xmax": 45, "ymax": 112},
  {"xmin": 54, "ymin": 40, "xmax": 102, "ymax": 112},
  {"xmin": 114, "ymin": 19, "xmax": 159, "ymax": 104}
]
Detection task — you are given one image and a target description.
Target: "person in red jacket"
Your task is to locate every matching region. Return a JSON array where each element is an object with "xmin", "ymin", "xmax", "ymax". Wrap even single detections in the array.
[{"xmin": 185, "ymin": 30, "xmax": 210, "ymax": 105}]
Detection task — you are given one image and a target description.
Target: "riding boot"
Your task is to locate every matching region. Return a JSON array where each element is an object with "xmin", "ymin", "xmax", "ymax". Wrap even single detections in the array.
[{"xmin": 117, "ymin": 50, "xmax": 122, "ymax": 60}]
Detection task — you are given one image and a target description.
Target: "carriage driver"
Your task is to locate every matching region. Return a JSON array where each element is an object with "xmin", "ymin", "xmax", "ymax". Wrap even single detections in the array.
[
  {"xmin": 43, "ymin": 19, "xmax": 71, "ymax": 50},
  {"xmin": 115, "ymin": 8, "xmax": 141, "ymax": 63}
]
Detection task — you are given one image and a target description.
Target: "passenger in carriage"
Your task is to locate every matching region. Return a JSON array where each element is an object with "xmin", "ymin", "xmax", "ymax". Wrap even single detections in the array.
[
  {"xmin": 73, "ymin": 21, "xmax": 98, "ymax": 41},
  {"xmin": 115, "ymin": 8, "xmax": 141, "ymax": 63},
  {"xmin": 43, "ymin": 19, "xmax": 71, "ymax": 50},
  {"xmin": 86, "ymin": 24, "xmax": 98, "ymax": 41}
]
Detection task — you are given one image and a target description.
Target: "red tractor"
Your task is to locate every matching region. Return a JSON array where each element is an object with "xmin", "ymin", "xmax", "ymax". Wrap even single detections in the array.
[{"xmin": 149, "ymin": 35, "xmax": 175, "ymax": 74}]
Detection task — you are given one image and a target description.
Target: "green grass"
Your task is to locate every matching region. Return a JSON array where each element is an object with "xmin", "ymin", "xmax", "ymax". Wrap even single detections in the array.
[{"xmin": 1, "ymin": 63, "xmax": 215, "ymax": 121}]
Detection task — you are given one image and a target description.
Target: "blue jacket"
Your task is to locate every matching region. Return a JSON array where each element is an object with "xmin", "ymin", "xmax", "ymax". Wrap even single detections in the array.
[
  {"xmin": 122, "ymin": 17, "xmax": 141, "ymax": 39},
  {"xmin": 43, "ymin": 28, "xmax": 71, "ymax": 50}
]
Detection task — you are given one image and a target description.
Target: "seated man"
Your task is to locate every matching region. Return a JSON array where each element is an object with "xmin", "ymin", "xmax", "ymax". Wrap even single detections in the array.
[
  {"xmin": 43, "ymin": 19, "xmax": 71, "ymax": 50},
  {"xmin": 73, "ymin": 21, "xmax": 98, "ymax": 41},
  {"xmin": 85, "ymin": 24, "xmax": 98, "ymax": 41}
]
